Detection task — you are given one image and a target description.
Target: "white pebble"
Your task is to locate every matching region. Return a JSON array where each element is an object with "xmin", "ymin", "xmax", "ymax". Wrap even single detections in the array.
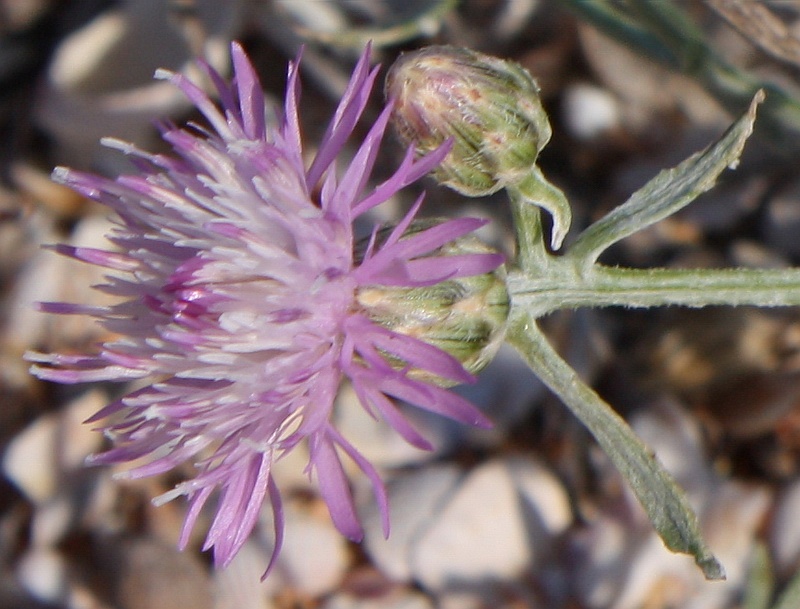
[
  {"xmin": 410, "ymin": 459, "xmax": 531, "ymax": 590},
  {"xmin": 35, "ymin": 0, "xmax": 242, "ymax": 171},
  {"xmin": 508, "ymin": 456, "xmax": 573, "ymax": 537},
  {"xmin": 3, "ymin": 413, "xmax": 60, "ymax": 503},
  {"xmin": 562, "ymin": 83, "xmax": 620, "ymax": 140},
  {"xmin": 335, "ymin": 383, "xmax": 448, "ymax": 468},
  {"xmin": 213, "ymin": 541, "xmax": 280, "ymax": 609},
  {"xmin": 361, "ymin": 464, "xmax": 462, "ymax": 581},
  {"xmin": 16, "ymin": 548, "xmax": 68, "ymax": 604},
  {"xmin": 3, "ymin": 389, "xmax": 105, "ymax": 504},
  {"xmin": 279, "ymin": 503, "xmax": 350, "ymax": 597}
]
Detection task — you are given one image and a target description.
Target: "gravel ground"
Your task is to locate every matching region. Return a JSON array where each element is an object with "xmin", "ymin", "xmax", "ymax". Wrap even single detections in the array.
[{"xmin": 3, "ymin": 1, "xmax": 800, "ymax": 608}]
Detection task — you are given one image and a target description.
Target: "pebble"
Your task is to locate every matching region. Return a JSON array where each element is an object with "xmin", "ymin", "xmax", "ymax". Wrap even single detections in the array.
[
  {"xmin": 34, "ymin": 0, "xmax": 242, "ymax": 172},
  {"xmin": 456, "ymin": 344, "xmax": 546, "ymax": 435},
  {"xmin": 608, "ymin": 480, "xmax": 770, "ymax": 609},
  {"xmin": 11, "ymin": 161, "xmax": 88, "ymax": 218},
  {"xmin": 273, "ymin": 0, "xmax": 348, "ymax": 35},
  {"xmin": 760, "ymin": 179, "xmax": 800, "ymax": 258},
  {"xmin": 701, "ymin": 481, "xmax": 771, "ymax": 590},
  {"xmin": 365, "ymin": 456, "xmax": 571, "ymax": 594},
  {"xmin": 3, "ymin": 410, "xmax": 62, "ymax": 503},
  {"xmin": 334, "ymin": 382, "xmax": 446, "ymax": 469},
  {"xmin": 5, "ymin": 214, "xmax": 117, "ymax": 355},
  {"xmin": 336, "ymin": 346, "xmax": 546, "ymax": 468},
  {"xmin": 15, "ymin": 547, "xmax": 69, "ymax": 606},
  {"xmin": 507, "ymin": 455, "xmax": 573, "ymax": 538},
  {"xmin": 630, "ymin": 398, "xmax": 716, "ymax": 498},
  {"xmin": 30, "ymin": 495, "xmax": 75, "ymax": 548},
  {"xmin": 579, "ymin": 23, "xmax": 727, "ymax": 132},
  {"xmin": 361, "ymin": 464, "xmax": 462, "ymax": 582},
  {"xmin": 562, "ymin": 82, "xmax": 620, "ymax": 140},
  {"xmin": 3, "ymin": 389, "xmax": 106, "ymax": 505},
  {"xmin": 410, "ymin": 459, "xmax": 533, "ymax": 591},
  {"xmin": 111, "ymin": 536, "xmax": 213, "ymax": 609},
  {"xmin": 213, "ymin": 541, "xmax": 280, "ymax": 609},
  {"xmin": 278, "ymin": 500, "xmax": 350, "ymax": 597},
  {"xmin": 0, "ymin": 0, "xmax": 50, "ymax": 29}
]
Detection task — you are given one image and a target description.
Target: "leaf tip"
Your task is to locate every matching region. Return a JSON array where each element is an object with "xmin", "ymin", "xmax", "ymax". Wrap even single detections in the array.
[
  {"xmin": 697, "ymin": 553, "xmax": 726, "ymax": 581},
  {"xmin": 744, "ymin": 89, "xmax": 765, "ymax": 131}
]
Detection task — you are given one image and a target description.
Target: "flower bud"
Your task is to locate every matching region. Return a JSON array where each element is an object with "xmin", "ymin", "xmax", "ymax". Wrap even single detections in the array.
[
  {"xmin": 386, "ymin": 46, "xmax": 572, "ymax": 251},
  {"xmin": 356, "ymin": 219, "xmax": 509, "ymax": 384},
  {"xmin": 386, "ymin": 45, "xmax": 552, "ymax": 197}
]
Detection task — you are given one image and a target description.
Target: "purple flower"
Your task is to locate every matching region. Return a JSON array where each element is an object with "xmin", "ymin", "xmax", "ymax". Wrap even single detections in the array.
[{"xmin": 27, "ymin": 43, "xmax": 503, "ymax": 576}]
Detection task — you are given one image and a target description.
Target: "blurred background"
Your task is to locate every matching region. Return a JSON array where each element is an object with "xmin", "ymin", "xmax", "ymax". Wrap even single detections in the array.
[{"xmin": 3, "ymin": 1, "xmax": 800, "ymax": 608}]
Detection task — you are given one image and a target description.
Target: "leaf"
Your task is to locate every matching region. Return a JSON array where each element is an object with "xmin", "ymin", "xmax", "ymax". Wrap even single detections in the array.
[
  {"xmin": 511, "ymin": 165, "xmax": 572, "ymax": 251},
  {"xmin": 569, "ymin": 91, "xmax": 763, "ymax": 265},
  {"xmin": 291, "ymin": 0, "xmax": 459, "ymax": 50},
  {"xmin": 507, "ymin": 313, "xmax": 725, "ymax": 580},
  {"xmin": 773, "ymin": 565, "xmax": 800, "ymax": 609},
  {"xmin": 743, "ymin": 543, "xmax": 774, "ymax": 609}
]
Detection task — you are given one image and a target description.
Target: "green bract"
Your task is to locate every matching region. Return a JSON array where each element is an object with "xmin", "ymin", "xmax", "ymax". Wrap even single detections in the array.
[{"xmin": 357, "ymin": 219, "xmax": 509, "ymax": 384}]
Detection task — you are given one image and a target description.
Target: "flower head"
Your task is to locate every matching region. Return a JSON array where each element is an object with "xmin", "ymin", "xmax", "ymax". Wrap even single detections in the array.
[
  {"xmin": 385, "ymin": 45, "xmax": 571, "ymax": 250},
  {"xmin": 27, "ymin": 43, "xmax": 504, "ymax": 576},
  {"xmin": 385, "ymin": 45, "xmax": 551, "ymax": 197}
]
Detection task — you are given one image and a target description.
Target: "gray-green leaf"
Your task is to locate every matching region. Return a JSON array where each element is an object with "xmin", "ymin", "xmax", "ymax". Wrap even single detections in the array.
[
  {"xmin": 507, "ymin": 313, "xmax": 725, "ymax": 580},
  {"xmin": 773, "ymin": 566, "xmax": 800, "ymax": 609},
  {"xmin": 569, "ymin": 90, "xmax": 763, "ymax": 266}
]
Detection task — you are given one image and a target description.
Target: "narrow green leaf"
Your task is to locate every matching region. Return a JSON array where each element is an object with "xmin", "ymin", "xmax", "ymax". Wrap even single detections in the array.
[
  {"xmin": 744, "ymin": 543, "xmax": 774, "ymax": 609},
  {"xmin": 292, "ymin": 0, "xmax": 459, "ymax": 50},
  {"xmin": 569, "ymin": 91, "xmax": 763, "ymax": 265},
  {"xmin": 507, "ymin": 312, "xmax": 725, "ymax": 580},
  {"xmin": 559, "ymin": 0, "xmax": 800, "ymax": 152},
  {"xmin": 773, "ymin": 567, "xmax": 800, "ymax": 609}
]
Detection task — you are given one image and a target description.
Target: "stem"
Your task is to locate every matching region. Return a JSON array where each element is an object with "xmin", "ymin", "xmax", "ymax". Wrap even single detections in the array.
[
  {"xmin": 509, "ymin": 262, "xmax": 800, "ymax": 318},
  {"xmin": 508, "ymin": 165, "xmax": 573, "ymax": 272},
  {"xmin": 293, "ymin": 0, "xmax": 459, "ymax": 49},
  {"xmin": 743, "ymin": 544, "xmax": 774, "ymax": 609},
  {"xmin": 558, "ymin": 0, "xmax": 800, "ymax": 153},
  {"xmin": 774, "ymin": 564, "xmax": 800, "ymax": 609},
  {"xmin": 506, "ymin": 312, "xmax": 724, "ymax": 580},
  {"xmin": 510, "ymin": 188, "xmax": 550, "ymax": 273}
]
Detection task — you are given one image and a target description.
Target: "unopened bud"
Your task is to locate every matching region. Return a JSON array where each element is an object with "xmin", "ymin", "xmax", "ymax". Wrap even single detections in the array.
[
  {"xmin": 386, "ymin": 45, "xmax": 551, "ymax": 197},
  {"xmin": 386, "ymin": 46, "xmax": 571, "ymax": 250},
  {"xmin": 356, "ymin": 220, "xmax": 509, "ymax": 384}
]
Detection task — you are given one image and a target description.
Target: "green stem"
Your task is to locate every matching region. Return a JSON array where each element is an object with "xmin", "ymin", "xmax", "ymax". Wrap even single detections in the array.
[
  {"xmin": 509, "ymin": 263, "xmax": 800, "ymax": 318},
  {"xmin": 743, "ymin": 544, "xmax": 774, "ymax": 609},
  {"xmin": 506, "ymin": 312, "xmax": 724, "ymax": 580},
  {"xmin": 558, "ymin": 0, "xmax": 800, "ymax": 153},
  {"xmin": 774, "ymin": 567, "xmax": 800, "ymax": 609},
  {"xmin": 510, "ymin": 188, "xmax": 550, "ymax": 273},
  {"xmin": 294, "ymin": 0, "xmax": 459, "ymax": 49},
  {"xmin": 556, "ymin": 0, "xmax": 680, "ymax": 66}
]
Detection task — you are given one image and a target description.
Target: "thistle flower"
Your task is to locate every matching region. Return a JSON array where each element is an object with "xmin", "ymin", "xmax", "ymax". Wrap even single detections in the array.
[{"xmin": 26, "ymin": 43, "xmax": 505, "ymax": 576}]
